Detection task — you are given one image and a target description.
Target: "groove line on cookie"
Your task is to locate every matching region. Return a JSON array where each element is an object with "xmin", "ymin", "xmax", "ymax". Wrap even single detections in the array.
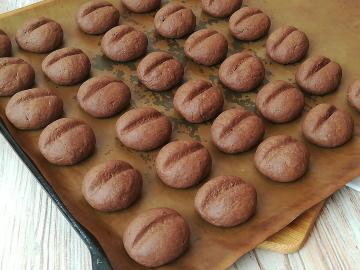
[
  {"xmin": 122, "ymin": 112, "xmax": 163, "ymax": 132},
  {"xmin": 81, "ymin": 2, "xmax": 112, "ymax": 17},
  {"xmin": 81, "ymin": 80, "xmax": 119, "ymax": 101},
  {"xmin": 26, "ymin": 18, "xmax": 51, "ymax": 33},
  {"xmin": 313, "ymin": 105, "xmax": 337, "ymax": 131},
  {"xmin": 235, "ymin": 10, "xmax": 262, "ymax": 26},
  {"xmin": 0, "ymin": 59, "xmax": 24, "ymax": 70},
  {"xmin": 46, "ymin": 50, "xmax": 83, "ymax": 66},
  {"xmin": 164, "ymin": 143, "xmax": 203, "ymax": 167},
  {"xmin": 263, "ymin": 85, "xmax": 294, "ymax": 105},
  {"xmin": 262, "ymin": 137, "xmax": 296, "ymax": 160},
  {"xmin": 272, "ymin": 27, "xmax": 297, "ymax": 49},
  {"xmin": 110, "ymin": 27, "xmax": 135, "ymax": 43},
  {"xmin": 143, "ymin": 56, "xmax": 173, "ymax": 75},
  {"xmin": 15, "ymin": 92, "xmax": 57, "ymax": 105},
  {"xmin": 185, "ymin": 83, "xmax": 213, "ymax": 102},
  {"xmin": 190, "ymin": 30, "xmax": 218, "ymax": 49},
  {"xmin": 131, "ymin": 213, "xmax": 178, "ymax": 248},
  {"xmin": 162, "ymin": 6, "xmax": 186, "ymax": 21},
  {"xmin": 305, "ymin": 57, "xmax": 331, "ymax": 79},
  {"xmin": 44, "ymin": 121, "xmax": 83, "ymax": 146},
  {"xmin": 219, "ymin": 112, "xmax": 253, "ymax": 138}
]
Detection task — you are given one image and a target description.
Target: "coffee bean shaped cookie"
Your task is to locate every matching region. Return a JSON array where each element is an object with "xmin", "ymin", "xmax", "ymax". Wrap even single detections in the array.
[
  {"xmin": 156, "ymin": 140, "xmax": 212, "ymax": 189},
  {"xmin": 137, "ymin": 51, "xmax": 184, "ymax": 91},
  {"xmin": 101, "ymin": 25, "xmax": 148, "ymax": 62},
  {"xmin": 122, "ymin": 0, "xmax": 161, "ymax": 13},
  {"xmin": 348, "ymin": 80, "xmax": 360, "ymax": 112},
  {"xmin": 154, "ymin": 3, "xmax": 196, "ymax": 38},
  {"xmin": 16, "ymin": 17, "xmax": 63, "ymax": 53},
  {"xmin": 201, "ymin": 0, "xmax": 243, "ymax": 18},
  {"xmin": 219, "ymin": 52, "xmax": 265, "ymax": 92},
  {"xmin": 0, "ymin": 30, "xmax": 11, "ymax": 57},
  {"xmin": 123, "ymin": 208, "xmax": 190, "ymax": 267},
  {"xmin": 296, "ymin": 56, "xmax": 342, "ymax": 95},
  {"xmin": 256, "ymin": 81, "xmax": 304, "ymax": 123},
  {"xmin": 5, "ymin": 88, "xmax": 63, "ymax": 130},
  {"xmin": 195, "ymin": 176, "xmax": 257, "ymax": 227},
  {"xmin": 82, "ymin": 160, "xmax": 142, "ymax": 211},
  {"xmin": 116, "ymin": 107, "xmax": 172, "ymax": 151},
  {"xmin": 254, "ymin": 135, "xmax": 310, "ymax": 182},
  {"xmin": 211, "ymin": 108, "xmax": 265, "ymax": 154},
  {"xmin": 77, "ymin": 76, "xmax": 131, "ymax": 118},
  {"xmin": 229, "ymin": 7, "xmax": 271, "ymax": 41},
  {"xmin": 302, "ymin": 104, "xmax": 354, "ymax": 148},
  {"xmin": 184, "ymin": 29, "xmax": 228, "ymax": 66},
  {"xmin": 266, "ymin": 26, "xmax": 309, "ymax": 64},
  {"xmin": 77, "ymin": 0, "xmax": 120, "ymax": 35},
  {"xmin": 0, "ymin": 57, "xmax": 35, "ymax": 97},
  {"xmin": 173, "ymin": 79, "xmax": 224, "ymax": 123},
  {"xmin": 39, "ymin": 118, "xmax": 96, "ymax": 165},
  {"xmin": 42, "ymin": 47, "xmax": 91, "ymax": 86}
]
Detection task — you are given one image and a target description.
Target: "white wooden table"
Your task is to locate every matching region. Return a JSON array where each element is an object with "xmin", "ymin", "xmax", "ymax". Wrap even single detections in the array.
[{"xmin": 1, "ymin": 1, "xmax": 360, "ymax": 269}]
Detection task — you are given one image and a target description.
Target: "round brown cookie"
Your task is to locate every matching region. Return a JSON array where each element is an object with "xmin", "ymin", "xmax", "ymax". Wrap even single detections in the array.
[
  {"xmin": 347, "ymin": 80, "xmax": 360, "ymax": 112},
  {"xmin": 77, "ymin": 0, "xmax": 120, "ymax": 35},
  {"xmin": 295, "ymin": 56, "xmax": 342, "ymax": 95},
  {"xmin": 0, "ymin": 30, "xmax": 11, "ymax": 57},
  {"xmin": 155, "ymin": 140, "xmax": 212, "ymax": 189},
  {"xmin": 229, "ymin": 7, "xmax": 271, "ymax": 41},
  {"xmin": 194, "ymin": 175, "xmax": 257, "ymax": 227},
  {"xmin": 38, "ymin": 118, "xmax": 96, "ymax": 165},
  {"xmin": 256, "ymin": 81, "xmax": 304, "ymax": 123},
  {"xmin": 42, "ymin": 47, "xmax": 91, "ymax": 86},
  {"xmin": 15, "ymin": 17, "xmax": 63, "ymax": 53},
  {"xmin": 219, "ymin": 52, "xmax": 265, "ymax": 92},
  {"xmin": 137, "ymin": 51, "xmax": 184, "ymax": 91},
  {"xmin": 77, "ymin": 75, "xmax": 131, "ymax": 118},
  {"xmin": 0, "ymin": 57, "xmax": 35, "ymax": 97},
  {"xmin": 116, "ymin": 107, "xmax": 172, "ymax": 151},
  {"xmin": 266, "ymin": 25, "xmax": 309, "ymax": 64},
  {"xmin": 173, "ymin": 79, "xmax": 224, "ymax": 123},
  {"xmin": 101, "ymin": 25, "xmax": 148, "ymax": 62},
  {"xmin": 201, "ymin": 0, "xmax": 243, "ymax": 18},
  {"xmin": 254, "ymin": 135, "xmax": 310, "ymax": 182},
  {"xmin": 302, "ymin": 103, "xmax": 354, "ymax": 148},
  {"xmin": 154, "ymin": 3, "xmax": 196, "ymax": 39},
  {"xmin": 5, "ymin": 88, "xmax": 63, "ymax": 130},
  {"xmin": 121, "ymin": 0, "xmax": 161, "ymax": 13},
  {"xmin": 123, "ymin": 208, "xmax": 190, "ymax": 267},
  {"xmin": 82, "ymin": 160, "xmax": 142, "ymax": 212},
  {"xmin": 184, "ymin": 29, "xmax": 228, "ymax": 66},
  {"xmin": 211, "ymin": 108, "xmax": 265, "ymax": 154}
]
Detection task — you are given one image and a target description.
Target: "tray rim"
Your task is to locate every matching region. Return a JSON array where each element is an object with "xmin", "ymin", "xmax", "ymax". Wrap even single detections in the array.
[{"xmin": 0, "ymin": 119, "xmax": 112, "ymax": 270}]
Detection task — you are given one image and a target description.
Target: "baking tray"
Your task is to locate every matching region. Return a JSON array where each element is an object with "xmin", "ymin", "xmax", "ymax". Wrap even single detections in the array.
[{"xmin": 1, "ymin": 0, "xmax": 360, "ymax": 269}]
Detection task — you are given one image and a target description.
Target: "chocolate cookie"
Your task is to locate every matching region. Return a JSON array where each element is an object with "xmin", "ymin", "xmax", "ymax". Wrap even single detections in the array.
[
  {"xmin": 154, "ymin": 3, "xmax": 196, "ymax": 39},
  {"xmin": 201, "ymin": 0, "xmax": 243, "ymax": 18},
  {"xmin": 211, "ymin": 108, "xmax": 265, "ymax": 154},
  {"xmin": 16, "ymin": 17, "xmax": 63, "ymax": 53},
  {"xmin": 42, "ymin": 47, "xmax": 91, "ymax": 86},
  {"xmin": 116, "ymin": 107, "xmax": 172, "ymax": 151},
  {"xmin": 0, "ymin": 57, "xmax": 35, "ymax": 97},
  {"xmin": 5, "ymin": 88, "xmax": 63, "ymax": 130},
  {"xmin": 229, "ymin": 7, "xmax": 271, "ymax": 41},
  {"xmin": 256, "ymin": 81, "xmax": 304, "ymax": 123},
  {"xmin": 295, "ymin": 56, "xmax": 342, "ymax": 95},
  {"xmin": 194, "ymin": 175, "xmax": 257, "ymax": 227},
  {"xmin": 0, "ymin": 30, "xmax": 11, "ymax": 57},
  {"xmin": 155, "ymin": 140, "xmax": 212, "ymax": 189},
  {"xmin": 266, "ymin": 26, "xmax": 309, "ymax": 64},
  {"xmin": 219, "ymin": 52, "xmax": 265, "ymax": 92},
  {"xmin": 302, "ymin": 104, "xmax": 354, "ymax": 148},
  {"xmin": 123, "ymin": 208, "xmax": 190, "ymax": 267},
  {"xmin": 347, "ymin": 80, "xmax": 360, "ymax": 112},
  {"xmin": 82, "ymin": 160, "xmax": 142, "ymax": 211},
  {"xmin": 39, "ymin": 118, "xmax": 96, "ymax": 165},
  {"xmin": 101, "ymin": 25, "xmax": 148, "ymax": 62},
  {"xmin": 173, "ymin": 79, "xmax": 224, "ymax": 123},
  {"xmin": 254, "ymin": 135, "xmax": 310, "ymax": 182},
  {"xmin": 77, "ymin": 0, "xmax": 120, "ymax": 35},
  {"xmin": 122, "ymin": 0, "xmax": 161, "ymax": 13},
  {"xmin": 77, "ymin": 75, "xmax": 131, "ymax": 118},
  {"xmin": 137, "ymin": 51, "xmax": 183, "ymax": 91},
  {"xmin": 184, "ymin": 29, "xmax": 228, "ymax": 66}
]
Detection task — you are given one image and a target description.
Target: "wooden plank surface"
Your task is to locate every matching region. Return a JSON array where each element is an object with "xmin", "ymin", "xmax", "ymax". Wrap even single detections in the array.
[{"xmin": 1, "ymin": 1, "xmax": 360, "ymax": 269}]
